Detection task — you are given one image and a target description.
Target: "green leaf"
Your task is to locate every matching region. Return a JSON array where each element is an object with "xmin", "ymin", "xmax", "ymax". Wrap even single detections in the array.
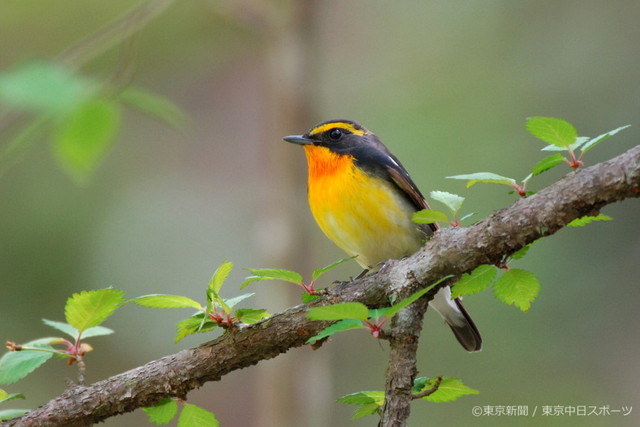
[
  {"xmin": 451, "ymin": 265, "xmax": 497, "ymax": 298},
  {"xmin": 417, "ymin": 377, "xmax": 479, "ymax": 402},
  {"xmin": 307, "ymin": 302, "xmax": 369, "ymax": 321},
  {"xmin": 412, "ymin": 209, "xmax": 449, "ymax": 224},
  {"xmin": 223, "ymin": 293, "xmax": 255, "ymax": 309},
  {"xmin": 80, "ymin": 326, "xmax": 114, "ymax": 339},
  {"xmin": 352, "ymin": 403, "xmax": 380, "ymax": 419},
  {"xmin": 384, "ymin": 279, "xmax": 444, "ymax": 319},
  {"xmin": 42, "ymin": 319, "xmax": 78, "ymax": 339},
  {"xmin": 208, "ymin": 260, "xmax": 233, "ymax": 295},
  {"xmin": 511, "ymin": 241, "xmax": 538, "ymax": 260},
  {"xmin": 0, "ymin": 61, "xmax": 96, "ymax": 114},
  {"xmin": 306, "ymin": 319, "xmax": 364, "ymax": 343},
  {"xmin": 493, "ymin": 269, "xmax": 540, "ymax": 312},
  {"xmin": 207, "ymin": 288, "xmax": 231, "ymax": 315},
  {"xmin": 580, "ymin": 125, "xmax": 630, "ymax": 154},
  {"xmin": 131, "ymin": 294, "xmax": 202, "ymax": 310},
  {"xmin": 312, "ymin": 256, "xmax": 357, "ymax": 280},
  {"xmin": 367, "ymin": 308, "xmax": 391, "ymax": 320},
  {"xmin": 118, "ymin": 86, "xmax": 188, "ymax": 129},
  {"xmin": 175, "ymin": 314, "xmax": 218, "ymax": 343},
  {"xmin": 446, "ymin": 172, "xmax": 516, "ymax": 188},
  {"xmin": 235, "ymin": 308, "xmax": 270, "ymax": 324},
  {"xmin": 0, "ymin": 338, "xmax": 58, "ymax": 384},
  {"xmin": 177, "ymin": 403, "xmax": 219, "ymax": 427},
  {"xmin": 429, "ymin": 191, "xmax": 464, "ymax": 215},
  {"xmin": 540, "ymin": 137, "xmax": 588, "ymax": 152},
  {"xmin": 142, "ymin": 398, "xmax": 178, "ymax": 425},
  {"xmin": 241, "ymin": 268, "xmax": 303, "ymax": 289},
  {"xmin": 0, "ymin": 409, "xmax": 30, "ymax": 421},
  {"xmin": 337, "ymin": 391, "xmax": 384, "ymax": 419},
  {"xmin": 64, "ymin": 288, "xmax": 125, "ymax": 332},
  {"xmin": 567, "ymin": 214, "xmax": 613, "ymax": 227},
  {"xmin": 337, "ymin": 390, "xmax": 385, "ymax": 405},
  {"xmin": 531, "ymin": 153, "xmax": 566, "ymax": 176},
  {"xmin": 526, "ymin": 117, "xmax": 578, "ymax": 147},
  {"xmin": 0, "ymin": 390, "xmax": 25, "ymax": 404},
  {"xmin": 53, "ymin": 99, "xmax": 121, "ymax": 184},
  {"xmin": 301, "ymin": 293, "xmax": 321, "ymax": 303},
  {"xmin": 41, "ymin": 319, "xmax": 113, "ymax": 341}
]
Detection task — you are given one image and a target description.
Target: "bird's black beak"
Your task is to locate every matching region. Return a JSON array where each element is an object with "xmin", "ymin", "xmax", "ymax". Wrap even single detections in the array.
[{"xmin": 283, "ymin": 134, "xmax": 315, "ymax": 145}]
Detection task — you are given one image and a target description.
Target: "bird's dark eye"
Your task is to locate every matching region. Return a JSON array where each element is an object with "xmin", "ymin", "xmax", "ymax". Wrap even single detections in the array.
[{"xmin": 328, "ymin": 128, "xmax": 343, "ymax": 140}]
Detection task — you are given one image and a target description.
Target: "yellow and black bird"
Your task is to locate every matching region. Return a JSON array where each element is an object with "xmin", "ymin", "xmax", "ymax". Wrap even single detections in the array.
[{"xmin": 284, "ymin": 119, "xmax": 482, "ymax": 352}]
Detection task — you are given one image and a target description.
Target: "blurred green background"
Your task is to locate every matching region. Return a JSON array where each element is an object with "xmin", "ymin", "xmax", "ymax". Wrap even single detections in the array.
[{"xmin": 1, "ymin": 1, "xmax": 639, "ymax": 426}]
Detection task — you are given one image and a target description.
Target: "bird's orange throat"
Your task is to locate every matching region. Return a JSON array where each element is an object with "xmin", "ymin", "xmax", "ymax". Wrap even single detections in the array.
[{"xmin": 303, "ymin": 145, "xmax": 355, "ymax": 181}]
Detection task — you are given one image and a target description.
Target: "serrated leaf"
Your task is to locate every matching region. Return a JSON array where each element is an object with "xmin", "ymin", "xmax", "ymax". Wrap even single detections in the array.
[
  {"xmin": 53, "ymin": 99, "xmax": 121, "ymax": 185},
  {"xmin": 307, "ymin": 302, "xmax": 369, "ymax": 321},
  {"xmin": 175, "ymin": 314, "xmax": 218, "ymax": 343},
  {"xmin": 418, "ymin": 377, "xmax": 479, "ymax": 402},
  {"xmin": 451, "ymin": 265, "xmax": 497, "ymax": 298},
  {"xmin": 0, "ymin": 339, "xmax": 57, "ymax": 384},
  {"xmin": 0, "ymin": 390, "xmax": 25, "ymax": 404},
  {"xmin": 301, "ymin": 293, "xmax": 321, "ymax": 303},
  {"xmin": 0, "ymin": 61, "xmax": 96, "ymax": 114},
  {"xmin": 526, "ymin": 117, "xmax": 578, "ymax": 147},
  {"xmin": 64, "ymin": 288, "xmax": 125, "ymax": 332},
  {"xmin": 306, "ymin": 319, "xmax": 364, "ymax": 343},
  {"xmin": 80, "ymin": 325, "xmax": 114, "ymax": 339},
  {"xmin": 131, "ymin": 294, "xmax": 202, "ymax": 310},
  {"xmin": 0, "ymin": 409, "xmax": 30, "ymax": 421},
  {"xmin": 42, "ymin": 319, "xmax": 78, "ymax": 339},
  {"xmin": 208, "ymin": 260, "xmax": 233, "ymax": 295},
  {"xmin": 312, "ymin": 256, "xmax": 356, "ymax": 280},
  {"xmin": 241, "ymin": 268, "xmax": 303, "ymax": 289},
  {"xmin": 540, "ymin": 137, "xmax": 587, "ymax": 152},
  {"xmin": 567, "ymin": 214, "xmax": 613, "ymax": 227},
  {"xmin": 412, "ymin": 209, "xmax": 449, "ymax": 224},
  {"xmin": 446, "ymin": 172, "xmax": 516, "ymax": 188},
  {"xmin": 337, "ymin": 391, "xmax": 384, "ymax": 419},
  {"xmin": 235, "ymin": 308, "xmax": 270, "ymax": 324},
  {"xmin": 118, "ymin": 86, "xmax": 188, "ymax": 129},
  {"xmin": 531, "ymin": 153, "xmax": 566, "ymax": 176},
  {"xmin": 337, "ymin": 390, "xmax": 385, "ymax": 405},
  {"xmin": 430, "ymin": 191, "xmax": 464, "ymax": 215},
  {"xmin": 352, "ymin": 403, "xmax": 380, "ymax": 419},
  {"xmin": 384, "ymin": 282, "xmax": 442, "ymax": 319},
  {"xmin": 223, "ymin": 293, "xmax": 255, "ymax": 309},
  {"xmin": 177, "ymin": 403, "xmax": 219, "ymax": 427},
  {"xmin": 511, "ymin": 243, "xmax": 532, "ymax": 260},
  {"xmin": 580, "ymin": 125, "xmax": 630, "ymax": 154},
  {"xmin": 493, "ymin": 269, "xmax": 540, "ymax": 312},
  {"xmin": 207, "ymin": 288, "xmax": 231, "ymax": 315},
  {"xmin": 142, "ymin": 398, "xmax": 178, "ymax": 425}
]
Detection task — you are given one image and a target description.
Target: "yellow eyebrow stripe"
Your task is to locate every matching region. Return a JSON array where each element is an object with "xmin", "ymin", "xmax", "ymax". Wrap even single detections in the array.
[{"xmin": 309, "ymin": 122, "xmax": 367, "ymax": 136}]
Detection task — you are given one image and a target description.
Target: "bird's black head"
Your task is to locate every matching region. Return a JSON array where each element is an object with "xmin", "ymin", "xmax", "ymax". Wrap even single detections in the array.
[{"xmin": 283, "ymin": 119, "xmax": 374, "ymax": 154}]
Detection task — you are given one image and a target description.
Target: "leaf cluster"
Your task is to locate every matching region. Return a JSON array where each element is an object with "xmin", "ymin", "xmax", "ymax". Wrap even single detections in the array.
[
  {"xmin": 0, "ymin": 61, "xmax": 187, "ymax": 184},
  {"xmin": 337, "ymin": 377, "xmax": 478, "ymax": 419}
]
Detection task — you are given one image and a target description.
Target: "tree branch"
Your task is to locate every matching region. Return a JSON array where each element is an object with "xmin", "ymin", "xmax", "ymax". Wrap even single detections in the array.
[{"xmin": 8, "ymin": 145, "xmax": 640, "ymax": 426}]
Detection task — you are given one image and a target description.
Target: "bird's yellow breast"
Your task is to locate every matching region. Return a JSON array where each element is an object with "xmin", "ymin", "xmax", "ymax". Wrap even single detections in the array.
[{"xmin": 303, "ymin": 145, "xmax": 423, "ymax": 269}]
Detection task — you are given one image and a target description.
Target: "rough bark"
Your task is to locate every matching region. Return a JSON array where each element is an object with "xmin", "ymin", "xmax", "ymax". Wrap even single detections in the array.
[{"xmin": 7, "ymin": 145, "xmax": 640, "ymax": 426}]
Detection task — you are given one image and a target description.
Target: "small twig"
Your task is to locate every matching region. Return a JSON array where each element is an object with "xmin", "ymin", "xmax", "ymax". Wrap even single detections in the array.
[
  {"xmin": 76, "ymin": 354, "xmax": 86, "ymax": 387},
  {"xmin": 412, "ymin": 376, "xmax": 443, "ymax": 400}
]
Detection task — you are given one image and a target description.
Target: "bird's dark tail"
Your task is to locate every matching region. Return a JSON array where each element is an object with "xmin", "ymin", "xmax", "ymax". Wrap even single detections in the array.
[{"xmin": 428, "ymin": 286, "xmax": 482, "ymax": 352}]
